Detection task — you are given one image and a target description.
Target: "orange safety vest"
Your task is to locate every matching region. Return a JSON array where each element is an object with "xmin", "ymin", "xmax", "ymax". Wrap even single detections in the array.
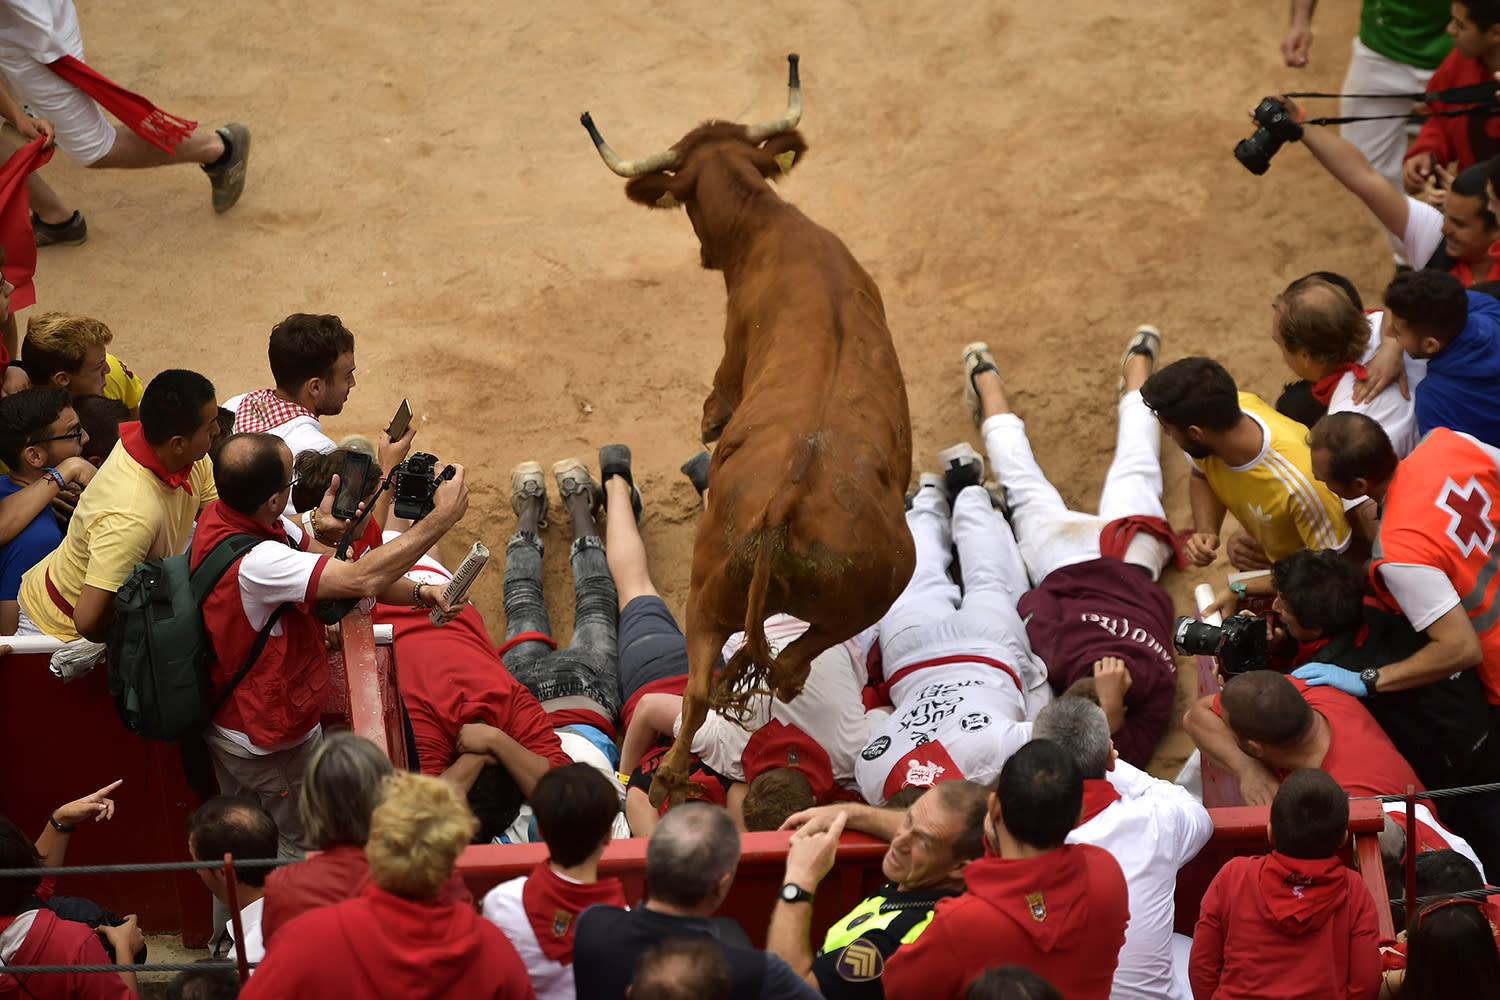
[{"xmin": 1371, "ymin": 428, "xmax": 1500, "ymax": 703}]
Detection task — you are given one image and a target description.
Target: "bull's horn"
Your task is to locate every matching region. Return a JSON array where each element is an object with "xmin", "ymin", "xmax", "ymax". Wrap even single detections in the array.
[
  {"xmin": 579, "ymin": 112, "xmax": 680, "ymax": 177},
  {"xmin": 744, "ymin": 53, "xmax": 803, "ymax": 143}
]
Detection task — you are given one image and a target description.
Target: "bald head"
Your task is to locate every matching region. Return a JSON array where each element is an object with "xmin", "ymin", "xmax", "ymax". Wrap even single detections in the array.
[
  {"xmin": 1276, "ymin": 277, "xmax": 1369, "ymax": 366},
  {"xmin": 212, "ymin": 432, "xmax": 291, "ymax": 514},
  {"xmin": 645, "ymin": 804, "xmax": 741, "ymax": 910}
]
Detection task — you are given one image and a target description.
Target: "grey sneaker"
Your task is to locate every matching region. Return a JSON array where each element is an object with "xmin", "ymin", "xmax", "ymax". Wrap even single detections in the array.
[
  {"xmin": 203, "ymin": 123, "xmax": 250, "ymax": 213},
  {"xmin": 937, "ymin": 442, "xmax": 985, "ymax": 496},
  {"xmin": 904, "ymin": 472, "xmax": 951, "ymax": 510},
  {"xmin": 509, "ymin": 461, "xmax": 548, "ymax": 524},
  {"xmin": 1118, "ymin": 325, "xmax": 1161, "ymax": 396},
  {"xmin": 961, "ymin": 341, "xmax": 999, "ymax": 427},
  {"xmin": 33, "ymin": 210, "xmax": 87, "ymax": 247},
  {"xmin": 552, "ymin": 458, "xmax": 603, "ymax": 515}
]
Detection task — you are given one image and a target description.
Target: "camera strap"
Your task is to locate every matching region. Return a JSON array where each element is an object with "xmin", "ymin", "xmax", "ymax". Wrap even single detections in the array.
[
  {"xmin": 1297, "ymin": 104, "xmax": 1500, "ymax": 127},
  {"xmin": 1285, "ymin": 81, "xmax": 1500, "ymax": 104}
]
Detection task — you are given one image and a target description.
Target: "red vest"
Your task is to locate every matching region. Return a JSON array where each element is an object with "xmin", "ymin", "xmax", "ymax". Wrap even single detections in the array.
[
  {"xmin": 1371, "ymin": 429, "xmax": 1500, "ymax": 703},
  {"xmin": 193, "ymin": 501, "xmax": 330, "ymax": 745}
]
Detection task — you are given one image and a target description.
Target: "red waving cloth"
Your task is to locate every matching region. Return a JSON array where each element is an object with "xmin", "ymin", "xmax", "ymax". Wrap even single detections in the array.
[
  {"xmin": 45, "ymin": 56, "xmax": 196, "ymax": 153},
  {"xmin": 0, "ymin": 137, "xmax": 55, "ymax": 319},
  {"xmin": 1310, "ymin": 362, "xmax": 1369, "ymax": 405}
]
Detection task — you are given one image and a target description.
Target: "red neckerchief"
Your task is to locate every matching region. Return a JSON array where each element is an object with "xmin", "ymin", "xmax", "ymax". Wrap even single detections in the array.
[
  {"xmin": 1310, "ymin": 363, "xmax": 1369, "ymax": 405},
  {"xmin": 1452, "ymin": 243, "xmax": 1500, "ymax": 287},
  {"xmin": 520, "ymin": 862, "xmax": 627, "ymax": 962},
  {"xmin": 119, "ymin": 421, "xmax": 195, "ymax": 494},
  {"xmin": 44, "ymin": 56, "xmax": 195, "ymax": 153},
  {"xmin": 0, "ymin": 137, "xmax": 53, "ymax": 317},
  {"xmin": 1077, "ymin": 779, "xmax": 1122, "ymax": 826},
  {"xmin": 1097, "ymin": 515, "xmax": 1189, "ymax": 570}
]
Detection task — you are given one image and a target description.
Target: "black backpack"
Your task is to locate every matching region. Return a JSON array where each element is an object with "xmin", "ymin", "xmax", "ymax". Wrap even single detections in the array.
[{"xmin": 106, "ymin": 534, "xmax": 288, "ymax": 741}]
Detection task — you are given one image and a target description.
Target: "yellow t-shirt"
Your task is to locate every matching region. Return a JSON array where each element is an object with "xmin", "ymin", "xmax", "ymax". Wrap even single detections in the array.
[
  {"xmin": 18, "ymin": 442, "xmax": 216, "ymax": 641},
  {"xmin": 1192, "ymin": 393, "xmax": 1351, "ymax": 563},
  {"xmin": 103, "ymin": 354, "xmax": 144, "ymax": 411}
]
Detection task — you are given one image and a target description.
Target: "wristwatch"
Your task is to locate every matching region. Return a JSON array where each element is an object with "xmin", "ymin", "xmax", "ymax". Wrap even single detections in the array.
[
  {"xmin": 779, "ymin": 883, "xmax": 814, "ymax": 904},
  {"xmin": 1359, "ymin": 667, "xmax": 1380, "ymax": 697}
]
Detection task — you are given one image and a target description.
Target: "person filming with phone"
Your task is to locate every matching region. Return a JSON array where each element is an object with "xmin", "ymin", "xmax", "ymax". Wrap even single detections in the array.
[{"xmin": 196, "ymin": 430, "xmax": 469, "ymax": 853}]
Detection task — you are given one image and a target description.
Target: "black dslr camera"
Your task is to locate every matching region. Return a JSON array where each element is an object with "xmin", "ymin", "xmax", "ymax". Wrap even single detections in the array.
[
  {"xmin": 392, "ymin": 452, "xmax": 455, "ymax": 521},
  {"xmin": 1173, "ymin": 614, "xmax": 1269, "ymax": 676},
  {"xmin": 1235, "ymin": 97, "xmax": 1305, "ymax": 175}
]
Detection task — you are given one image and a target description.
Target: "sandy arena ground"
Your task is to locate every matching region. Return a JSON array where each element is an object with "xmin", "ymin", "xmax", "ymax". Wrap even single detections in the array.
[{"xmin": 26, "ymin": 0, "xmax": 1400, "ymax": 777}]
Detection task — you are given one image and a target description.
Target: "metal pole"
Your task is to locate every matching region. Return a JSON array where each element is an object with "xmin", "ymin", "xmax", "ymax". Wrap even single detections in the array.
[
  {"xmin": 223, "ymin": 852, "xmax": 249, "ymax": 984},
  {"xmin": 1404, "ymin": 786, "xmax": 1418, "ymax": 937}
]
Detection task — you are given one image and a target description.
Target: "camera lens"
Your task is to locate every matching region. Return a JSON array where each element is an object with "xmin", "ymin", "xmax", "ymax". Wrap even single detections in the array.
[
  {"xmin": 1172, "ymin": 615, "xmax": 1224, "ymax": 656},
  {"xmin": 1235, "ymin": 133, "xmax": 1275, "ymax": 175}
]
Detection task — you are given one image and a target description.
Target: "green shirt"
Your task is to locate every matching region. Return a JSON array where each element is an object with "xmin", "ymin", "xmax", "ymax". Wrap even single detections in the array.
[{"xmin": 1361, "ymin": 0, "xmax": 1454, "ymax": 70}]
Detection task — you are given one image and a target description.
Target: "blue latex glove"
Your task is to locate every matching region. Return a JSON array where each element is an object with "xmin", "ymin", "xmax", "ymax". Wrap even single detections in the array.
[{"xmin": 1291, "ymin": 661, "xmax": 1368, "ymax": 698}]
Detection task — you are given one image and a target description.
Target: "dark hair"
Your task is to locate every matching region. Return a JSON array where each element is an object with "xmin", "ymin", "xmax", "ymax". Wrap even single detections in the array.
[
  {"xmin": 1416, "ymin": 849, "xmax": 1485, "ymax": 897},
  {"xmin": 630, "ymin": 937, "xmax": 731, "ymax": 1000},
  {"xmin": 742, "ymin": 768, "xmax": 815, "ymax": 832},
  {"xmin": 1276, "ymin": 278, "xmax": 1370, "ymax": 365},
  {"xmin": 964, "ymin": 965, "xmax": 1064, "ymax": 1000},
  {"xmin": 1270, "ymin": 768, "xmax": 1348, "ymax": 858},
  {"xmin": 1402, "ymin": 899, "xmax": 1500, "ymax": 1000},
  {"xmin": 1221, "ymin": 671, "xmax": 1314, "ymax": 748},
  {"xmin": 139, "ymin": 370, "xmax": 215, "ymax": 446},
  {"xmin": 885, "ymin": 785, "xmax": 928, "ymax": 810},
  {"xmin": 1454, "ymin": 161, "xmax": 1500, "ymax": 229},
  {"xmin": 1383, "ymin": 270, "xmax": 1469, "ymax": 347},
  {"xmin": 1140, "ymin": 357, "xmax": 1241, "ymax": 432},
  {"xmin": 268, "ymin": 314, "xmax": 355, "ymax": 391},
  {"xmin": 1275, "ymin": 380, "xmax": 1327, "ymax": 429},
  {"xmin": 1307, "ymin": 411, "xmax": 1397, "ymax": 488},
  {"xmin": 1287, "ymin": 271, "xmax": 1365, "ymax": 311},
  {"xmin": 166, "ymin": 961, "xmax": 241, "ymax": 1000},
  {"xmin": 931, "ymin": 780, "xmax": 991, "ymax": 862},
  {"xmin": 1272, "ymin": 548, "xmax": 1364, "ymax": 637},
  {"xmin": 212, "ymin": 433, "xmax": 289, "ymax": 515},
  {"xmin": 0, "ymin": 386, "xmax": 72, "ymax": 468},
  {"xmin": 186, "ymin": 796, "xmax": 278, "ymax": 888},
  {"xmin": 73, "ymin": 394, "xmax": 128, "ymax": 464},
  {"xmin": 532, "ymin": 764, "xmax": 620, "ymax": 867},
  {"xmin": 0, "ymin": 815, "xmax": 43, "ymax": 913},
  {"xmin": 1471, "ymin": 279, "xmax": 1500, "ymax": 301},
  {"xmin": 290, "ymin": 447, "xmax": 382, "ymax": 515},
  {"xmin": 994, "ymin": 740, "xmax": 1083, "ymax": 850}
]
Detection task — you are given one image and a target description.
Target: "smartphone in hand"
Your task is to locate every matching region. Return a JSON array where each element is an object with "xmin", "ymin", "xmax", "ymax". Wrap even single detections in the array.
[{"xmin": 332, "ymin": 450, "xmax": 372, "ymax": 519}]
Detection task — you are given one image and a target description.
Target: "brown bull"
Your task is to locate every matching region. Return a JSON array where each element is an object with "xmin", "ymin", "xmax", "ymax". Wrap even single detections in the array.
[{"xmin": 582, "ymin": 55, "xmax": 914, "ymax": 806}]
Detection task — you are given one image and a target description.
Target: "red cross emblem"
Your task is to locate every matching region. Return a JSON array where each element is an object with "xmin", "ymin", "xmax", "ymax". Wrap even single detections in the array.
[{"xmin": 1438, "ymin": 477, "xmax": 1496, "ymax": 558}]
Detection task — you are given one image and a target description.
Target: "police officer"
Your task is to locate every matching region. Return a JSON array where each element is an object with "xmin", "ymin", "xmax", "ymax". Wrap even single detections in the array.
[{"xmin": 766, "ymin": 781, "xmax": 990, "ymax": 999}]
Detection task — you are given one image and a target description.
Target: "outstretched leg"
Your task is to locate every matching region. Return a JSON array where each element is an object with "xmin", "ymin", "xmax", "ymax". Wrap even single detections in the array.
[
  {"xmin": 878, "ymin": 483, "xmax": 959, "ymax": 644},
  {"xmin": 1097, "ymin": 341, "xmax": 1173, "ymax": 579},
  {"xmin": 952, "ymin": 485, "xmax": 1029, "ymax": 611},
  {"xmin": 501, "ymin": 464, "xmax": 552, "ymax": 670},
  {"xmin": 653, "ymin": 591, "xmax": 731, "ymax": 809}
]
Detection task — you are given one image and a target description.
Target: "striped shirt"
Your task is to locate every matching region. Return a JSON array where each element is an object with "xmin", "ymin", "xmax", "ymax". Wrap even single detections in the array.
[{"xmin": 1191, "ymin": 393, "xmax": 1350, "ymax": 562}]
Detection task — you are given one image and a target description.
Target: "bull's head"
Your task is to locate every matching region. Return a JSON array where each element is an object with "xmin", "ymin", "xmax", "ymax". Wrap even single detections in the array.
[{"xmin": 580, "ymin": 55, "xmax": 808, "ymax": 267}]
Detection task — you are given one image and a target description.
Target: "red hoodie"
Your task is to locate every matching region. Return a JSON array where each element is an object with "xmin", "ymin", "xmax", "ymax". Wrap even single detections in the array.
[
  {"xmin": 1189, "ymin": 852, "xmax": 1381, "ymax": 1000},
  {"xmin": 0, "ymin": 909, "xmax": 132, "ymax": 999},
  {"xmin": 882, "ymin": 843, "xmax": 1129, "ymax": 1000},
  {"xmin": 240, "ymin": 882, "xmax": 537, "ymax": 1000}
]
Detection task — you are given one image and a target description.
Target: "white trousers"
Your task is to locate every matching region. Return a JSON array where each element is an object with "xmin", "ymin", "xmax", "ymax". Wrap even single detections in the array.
[
  {"xmin": 0, "ymin": 3, "xmax": 115, "ymax": 165},
  {"xmin": 981, "ymin": 389, "xmax": 1170, "ymax": 585},
  {"xmin": 1340, "ymin": 37, "xmax": 1437, "ymax": 260}
]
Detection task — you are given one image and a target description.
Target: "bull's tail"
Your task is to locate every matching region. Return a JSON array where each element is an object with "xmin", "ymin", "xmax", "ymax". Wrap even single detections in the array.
[{"xmin": 712, "ymin": 446, "xmax": 812, "ymax": 720}]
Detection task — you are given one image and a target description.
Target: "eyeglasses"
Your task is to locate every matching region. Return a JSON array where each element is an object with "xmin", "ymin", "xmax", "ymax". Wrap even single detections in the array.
[
  {"xmin": 29, "ymin": 427, "xmax": 84, "ymax": 445},
  {"xmin": 282, "ymin": 472, "xmax": 301, "ymax": 492}
]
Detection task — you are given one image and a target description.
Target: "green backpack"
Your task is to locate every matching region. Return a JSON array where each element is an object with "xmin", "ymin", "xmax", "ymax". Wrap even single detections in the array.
[{"xmin": 107, "ymin": 533, "xmax": 288, "ymax": 741}]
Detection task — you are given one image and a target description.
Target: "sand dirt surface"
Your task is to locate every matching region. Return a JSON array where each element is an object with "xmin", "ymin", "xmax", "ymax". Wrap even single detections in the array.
[{"xmin": 28, "ymin": 0, "xmax": 1396, "ymax": 775}]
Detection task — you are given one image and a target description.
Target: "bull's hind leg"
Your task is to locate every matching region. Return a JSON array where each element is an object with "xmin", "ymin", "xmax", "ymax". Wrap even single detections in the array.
[
  {"xmin": 649, "ymin": 595, "xmax": 733, "ymax": 809},
  {"xmin": 767, "ymin": 624, "xmax": 846, "ymax": 703}
]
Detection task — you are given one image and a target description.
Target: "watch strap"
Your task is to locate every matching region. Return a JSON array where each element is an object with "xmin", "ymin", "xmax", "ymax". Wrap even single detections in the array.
[{"xmin": 780, "ymin": 883, "xmax": 814, "ymax": 904}]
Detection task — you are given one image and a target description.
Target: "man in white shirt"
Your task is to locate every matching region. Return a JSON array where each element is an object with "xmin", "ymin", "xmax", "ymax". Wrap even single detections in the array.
[
  {"xmin": 1032, "ymin": 697, "xmax": 1213, "ymax": 1000},
  {"xmin": 225, "ymin": 313, "xmax": 357, "ymax": 462},
  {"xmin": 187, "ymin": 796, "xmax": 278, "ymax": 968}
]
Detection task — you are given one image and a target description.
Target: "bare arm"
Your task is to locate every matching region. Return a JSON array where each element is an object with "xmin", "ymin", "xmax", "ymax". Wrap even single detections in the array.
[
  {"xmin": 766, "ymin": 812, "xmax": 846, "ymax": 986},
  {"xmin": 1296, "ymin": 114, "xmax": 1412, "ymax": 238},
  {"xmin": 73, "ymin": 584, "xmax": 115, "ymax": 642},
  {"xmin": 439, "ymin": 752, "xmax": 487, "ymax": 794},
  {"xmin": 1282, "ymin": 0, "xmax": 1317, "ymax": 66},
  {"xmin": 1182, "ymin": 696, "xmax": 1281, "ymax": 806},
  {"xmin": 619, "ymin": 692, "xmax": 685, "ymax": 774},
  {"xmin": 625, "ymin": 786, "xmax": 660, "ymax": 837},
  {"xmin": 1186, "ymin": 472, "xmax": 1227, "ymax": 566},
  {"xmin": 456, "ymin": 722, "xmax": 551, "ymax": 799},
  {"xmin": 781, "ymin": 800, "xmax": 904, "ymax": 840},
  {"xmin": 1369, "ymin": 604, "xmax": 1483, "ymax": 692}
]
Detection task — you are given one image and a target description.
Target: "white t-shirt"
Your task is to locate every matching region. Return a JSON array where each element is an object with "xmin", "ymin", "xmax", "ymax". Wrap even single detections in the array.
[
  {"xmin": 208, "ymin": 532, "xmax": 325, "ymax": 755},
  {"xmin": 224, "ymin": 896, "xmax": 265, "ymax": 968},
  {"xmin": 1375, "ymin": 562, "xmax": 1461, "ymax": 631},
  {"xmin": 1328, "ymin": 313, "xmax": 1422, "ymax": 463},
  {"xmin": 482, "ymin": 875, "xmax": 573, "ymax": 1000},
  {"xmin": 676, "ymin": 615, "xmax": 876, "ymax": 785},
  {"xmin": 1404, "ymin": 196, "xmax": 1446, "ymax": 268},
  {"xmin": 1069, "ymin": 761, "xmax": 1213, "ymax": 1000},
  {"xmin": 0, "ymin": 0, "xmax": 75, "ymax": 62}
]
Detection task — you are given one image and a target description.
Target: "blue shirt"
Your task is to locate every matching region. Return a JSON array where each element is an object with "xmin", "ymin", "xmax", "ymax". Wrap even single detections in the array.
[
  {"xmin": 1416, "ymin": 291, "xmax": 1500, "ymax": 448},
  {"xmin": 0, "ymin": 476, "xmax": 62, "ymax": 601}
]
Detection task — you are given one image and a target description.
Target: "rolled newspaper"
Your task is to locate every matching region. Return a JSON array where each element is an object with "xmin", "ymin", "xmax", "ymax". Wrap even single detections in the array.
[
  {"xmin": 432, "ymin": 542, "xmax": 489, "ymax": 626},
  {"xmin": 1194, "ymin": 583, "xmax": 1223, "ymax": 627}
]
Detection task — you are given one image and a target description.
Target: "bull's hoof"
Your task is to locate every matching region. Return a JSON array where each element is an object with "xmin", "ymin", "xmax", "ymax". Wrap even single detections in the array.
[
  {"xmin": 701, "ymin": 422, "xmax": 724, "ymax": 445},
  {"xmin": 650, "ymin": 761, "xmax": 691, "ymax": 809}
]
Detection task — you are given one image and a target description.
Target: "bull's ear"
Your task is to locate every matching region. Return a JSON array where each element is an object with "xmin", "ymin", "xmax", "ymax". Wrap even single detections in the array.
[
  {"xmin": 625, "ymin": 172, "xmax": 684, "ymax": 209},
  {"xmin": 759, "ymin": 131, "xmax": 808, "ymax": 177}
]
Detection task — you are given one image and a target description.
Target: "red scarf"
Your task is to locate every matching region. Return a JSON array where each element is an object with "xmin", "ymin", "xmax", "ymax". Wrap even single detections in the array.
[
  {"xmin": 45, "ymin": 56, "xmax": 196, "ymax": 153},
  {"xmin": 1310, "ymin": 363, "xmax": 1369, "ymax": 405},
  {"xmin": 232, "ymin": 388, "xmax": 316, "ymax": 435},
  {"xmin": 1077, "ymin": 779, "xmax": 1122, "ymax": 826},
  {"xmin": 119, "ymin": 420, "xmax": 195, "ymax": 494},
  {"xmin": 1098, "ymin": 515, "xmax": 1189, "ymax": 570},
  {"xmin": 1258, "ymin": 852, "xmax": 1349, "ymax": 930},
  {"xmin": 0, "ymin": 138, "xmax": 55, "ymax": 318},
  {"xmin": 520, "ymin": 862, "xmax": 627, "ymax": 962}
]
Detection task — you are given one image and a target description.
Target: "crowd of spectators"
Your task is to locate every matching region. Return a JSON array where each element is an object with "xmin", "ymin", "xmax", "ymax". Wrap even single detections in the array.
[{"xmin": 8, "ymin": 2, "xmax": 1500, "ymax": 998}]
